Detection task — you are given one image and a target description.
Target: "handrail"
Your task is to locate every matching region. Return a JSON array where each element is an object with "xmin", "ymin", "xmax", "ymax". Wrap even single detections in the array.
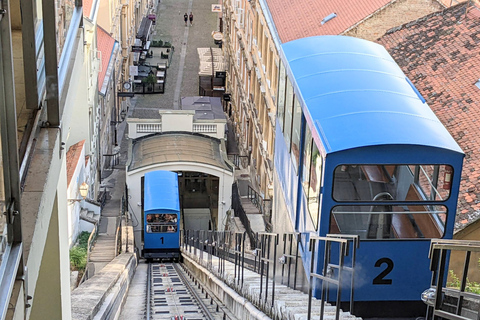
[
  {"xmin": 181, "ymin": 230, "xmax": 359, "ymax": 319},
  {"xmin": 86, "ymin": 224, "xmax": 98, "ymax": 263},
  {"xmin": 307, "ymin": 235, "xmax": 358, "ymax": 320},
  {"xmin": 232, "ymin": 183, "xmax": 255, "ymax": 248},
  {"xmin": 425, "ymin": 239, "xmax": 480, "ymax": 320},
  {"xmin": 80, "ymin": 224, "xmax": 98, "ymax": 284},
  {"xmin": 114, "ymin": 217, "xmax": 121, "ymax": 256},
  {"xmin": 279, "ymin": 232, "xmax": 301, "ymax": 290}
]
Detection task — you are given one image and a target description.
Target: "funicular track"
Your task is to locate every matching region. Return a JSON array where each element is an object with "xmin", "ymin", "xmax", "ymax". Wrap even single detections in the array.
[{"xmin": 146, "ymin": 261, "xmax": 236, "ymax": 320}]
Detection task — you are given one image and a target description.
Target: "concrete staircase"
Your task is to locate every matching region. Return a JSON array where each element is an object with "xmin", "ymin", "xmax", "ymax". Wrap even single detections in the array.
[
  {"xmin": 89, "ymin": 235, "xmax": 117, "ymax": 272},
  {"xmin": 80, "ymin": 209, "xmax": 100, "ymax": 224}
]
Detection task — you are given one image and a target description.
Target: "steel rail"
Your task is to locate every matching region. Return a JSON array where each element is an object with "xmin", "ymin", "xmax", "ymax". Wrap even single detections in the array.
[
  {"xmin": 173, "ymin": 263, "xmax": 216, "ymax": 320},
  {"xmin": 146, "ymin": 262, "xmax": 151, "ymax": 320}
]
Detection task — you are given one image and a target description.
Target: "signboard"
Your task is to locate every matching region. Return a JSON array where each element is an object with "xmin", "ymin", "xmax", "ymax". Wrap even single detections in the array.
[
  {"xmin": 212, "ymin": 31, "xmax": 223, "ymax": 41},
  {"xmin": 118, "ymin": 92, "xmax": 135, "ymax": 98},
  {"xmin": 130, "ymin": 65, "xmax": 138, "ymax": 76},
  {"xmin": 212, "ymin": 4, "xmax": 222, "ymax": 12},
  {"xmin": 223, "ymin": 93, "xmax": 231, "ymax": 101}
]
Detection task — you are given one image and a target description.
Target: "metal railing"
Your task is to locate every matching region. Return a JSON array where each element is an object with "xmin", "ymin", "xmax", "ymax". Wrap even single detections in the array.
[
  {"xmin": 307, "ymin": 234, "xmax": 358, "ymax": 320},
  {"xmin": 114, "ymin": 217, "xmax": 122, "ymax": 256},
  {"xmin": 97, "ymin": 187, "xmax": 108, "ymax": 209},
  {"xmin": 181, "ymin": 230, "xmax": 358, "ymax": 319},
  {"xmin": 232, "ymin": 154, "xmax": 250, "ymax": 169},
  {"xmin": 254, "ymin": 232, "xmax": 278, "ymax": 311},
  {"xmin": 232, "ymin": 183, "xmax": 255, "ymax": 248},
  {"xmin": 103, "ymin": 152, "xmax": 120, "ymax": 169},
  {"xmin": 279, "ymin": 232, "xmax": 301, "ymax": 290},
  {"xmin": 425, "ymin": 239, "xmax": 480, "ymax": 320},
  {"xmin": 79, "ymin": 224, "xmax": 99, "ymax": 284}
]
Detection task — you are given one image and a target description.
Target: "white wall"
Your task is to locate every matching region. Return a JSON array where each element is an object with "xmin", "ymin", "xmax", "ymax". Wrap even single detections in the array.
[
  {"xmin": 162, "ymin": 112, "xmax": 194, "ymax": 132},
  {"xmin": 126, "ymin": 163, "xmax": 233, "ymax": 253}
]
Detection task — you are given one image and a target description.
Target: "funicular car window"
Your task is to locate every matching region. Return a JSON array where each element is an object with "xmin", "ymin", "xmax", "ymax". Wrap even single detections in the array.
[
  {"xmin": 332, "ymin": 164, "xmax": 452, "ymax": 202},
  {"xmin": 331, "ymin": 164, "xmax": 452, "ymax": 239},
  {"xmin": 146, "ymin": 213, "xmax": 178, "ymax": 233},
  {"xmin": 330, "ymin": 205, "xmax": 447, "ymax": 239}
]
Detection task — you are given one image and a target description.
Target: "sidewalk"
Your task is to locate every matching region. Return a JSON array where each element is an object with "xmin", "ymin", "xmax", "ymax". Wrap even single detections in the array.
[{"xmin": 89, "ymin": 120, "xmax": 129, "ymax": 272}]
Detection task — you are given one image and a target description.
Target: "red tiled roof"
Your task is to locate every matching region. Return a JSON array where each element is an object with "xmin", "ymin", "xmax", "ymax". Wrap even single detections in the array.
[
  {"xmin": 83, "ymin": 0, "xmax": 94, "ymax": 19},
  {"xmin": 377, "ymin": 3, "xmax": 480, "ymax": 232},
  {"xmin": 66, "ymin": 140, "xmax": 86, "ymax": 187},
  {"xmin": 265, "ymin": 0, "xmax": 392, "ymax": 43},
  {"xmin": 97, "ymin": 26, "xmax": 116, "ymax": 92}
]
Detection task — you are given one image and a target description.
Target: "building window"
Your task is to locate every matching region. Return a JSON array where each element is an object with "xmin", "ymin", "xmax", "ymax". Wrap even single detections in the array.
[
  {"xmin": 291, "ymin": 98, "xmax": 302, "ymax": 173},
  {"xmin": 283, "ymin": 78, "xmax": 294, "ymax": 151},
  {"xmin": 277, "ymin": 62, "xmax": 286, "ymax": 131}
]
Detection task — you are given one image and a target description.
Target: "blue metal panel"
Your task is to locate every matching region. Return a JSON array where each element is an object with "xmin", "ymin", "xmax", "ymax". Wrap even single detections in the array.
[
  {"xmin": 280, "ymin": 35, "xmax": 463, "ymax": 155},
  {"xmin": 144, "ymin": 170, "xmax": 180, "ymax": 213},
  {"xmin": 143, "ymin": 170, "xmax": 180, "ymax": 257}
]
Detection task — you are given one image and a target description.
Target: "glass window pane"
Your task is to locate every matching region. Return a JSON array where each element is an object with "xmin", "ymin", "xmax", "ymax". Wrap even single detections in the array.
[
  {"xmin": 308, "ymin": 142, "xmax": 322, "ymax": 229},
  {"xmin": 283, "ymin": 78, "xmax": 294, "ymax": 150},
  {"xmin": 333, "ymin": 164, "xmax": 452, "ymax": 202},
  {"xmin": 291, "ymin": 98, "xmax": 302, "ymax": 173},
  {"xmin": 330, "ymin": 204, "xmax": 447, "ymax": 240},
  {"xmin": 301, "ymin": 126, "xmax": 312, "ymax": 194},
  {"xmin": 146, "ymin": 213, "xmax": 178, "ymax": 233},
  {"xmin": 277, "ymin": 62, "xmax": 286, "ymax": 132},
  {"xmin": 330, "ymin": 205, "xmax": 446, "ymax": 239}
]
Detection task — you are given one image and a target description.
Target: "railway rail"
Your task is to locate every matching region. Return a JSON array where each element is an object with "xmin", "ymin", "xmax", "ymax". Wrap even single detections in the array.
[{"xmin": 146, "ymin": 262, "xmax": 237, "ymax": 320}]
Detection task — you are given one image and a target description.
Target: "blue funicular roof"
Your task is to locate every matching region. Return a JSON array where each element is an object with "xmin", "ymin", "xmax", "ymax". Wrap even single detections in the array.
[
  {"xmin": 280, "ymin": 35, "xmax": 463, "ymax": 155},
  {"xmin": 144, "ymin": 170, "xmax": 180, "ymax": 212}
]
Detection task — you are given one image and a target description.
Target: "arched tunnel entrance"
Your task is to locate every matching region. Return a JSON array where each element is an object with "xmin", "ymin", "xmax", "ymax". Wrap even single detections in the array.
[{"xmin": 178, "ymin": 171, "xmax": 220, "ymax": 231}]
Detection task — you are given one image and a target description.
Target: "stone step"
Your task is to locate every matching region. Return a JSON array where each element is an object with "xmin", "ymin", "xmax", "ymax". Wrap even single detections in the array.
[
  {"xmin": 89, "ymin": 235, "xmax": 116, "ymax": 262},
  {"xmin": 240, "ymin": 199, "xmax": 261, "ymax": 214}
]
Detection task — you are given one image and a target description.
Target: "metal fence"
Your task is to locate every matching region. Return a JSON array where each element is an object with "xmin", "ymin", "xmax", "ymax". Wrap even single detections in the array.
[
  {"xmin": 425, "ymin": 239, "xmax": 480, "ymax": 320},
  {"xmin": 231, "ymin": 183, "xmax": 255, "ymax": 248},
  {"xmin": 181, "ymin": 230, "xmax": 359, "ymax": 319},
  {"xmin": 307, "ymin": 235, "xmax": 358, "ymax": 320}
]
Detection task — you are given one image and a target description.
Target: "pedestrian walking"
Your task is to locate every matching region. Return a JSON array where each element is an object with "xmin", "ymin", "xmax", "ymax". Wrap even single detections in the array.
[
  {"xmin": 189, "ymin": 12, "xmax": 193, "ymax": 26},
  {"xmin": 184, "ymin": 13, "xmax": 188, "ymax": 26}
]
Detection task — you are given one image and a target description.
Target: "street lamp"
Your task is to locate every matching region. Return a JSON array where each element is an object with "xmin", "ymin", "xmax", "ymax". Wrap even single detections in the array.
[{"xmin": 68, "ymin": 182, "xmax": 89, "ymax": 203}]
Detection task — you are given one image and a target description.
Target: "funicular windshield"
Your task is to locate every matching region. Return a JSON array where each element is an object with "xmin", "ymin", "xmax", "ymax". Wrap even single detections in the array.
[
  {"xmin": 146, "ymin": 213, "xmax": 178, "ymax": 233},
  {"xmin": 331, "ymin": 164, "xmax": 452, "ymax": 239}
]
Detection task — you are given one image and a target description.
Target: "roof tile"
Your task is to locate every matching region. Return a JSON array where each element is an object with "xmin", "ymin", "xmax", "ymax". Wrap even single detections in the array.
[
  {"xmin": 66, "ymin": 140, "xmax": 86, "ymax": 187},
  {"xmin": 377, "ymin": 3, "xmax": 480, "ymax": 232},
  {"xmin": 265, "ymin": 0, "xmax": 392, "ymax": 42},
  {"xmin": 96, "ymin": 26, "xmax": 116, "ymax": 92}
]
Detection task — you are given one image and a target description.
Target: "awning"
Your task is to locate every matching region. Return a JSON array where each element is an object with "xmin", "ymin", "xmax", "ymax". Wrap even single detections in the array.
[
  {"xmin": 197, "ymin": 48, "xmax": 226, "ymax": 76},
  {"xmin": 97, "ymin": 25, "xmax": 119, "ymax": 95},
  {"xmin": 136, "ymin": 17, "xmax": 153, "ymax": 41}
]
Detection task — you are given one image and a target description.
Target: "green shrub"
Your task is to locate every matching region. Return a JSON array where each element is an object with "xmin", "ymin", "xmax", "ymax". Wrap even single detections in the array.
[
  {"xmin": 77, "ymin": 231, "xmax": 90, "ymax": 249},
  {"xmin": 69, "ymin": 231, "xmax": 91, "ymax": 271},
  {"xmin": 448, "ymin": 263, "xmax": 480, "ymax": 294},
  {"xmin": 70, "ymin": 246, "xmax": 87, "ymax": 271}
]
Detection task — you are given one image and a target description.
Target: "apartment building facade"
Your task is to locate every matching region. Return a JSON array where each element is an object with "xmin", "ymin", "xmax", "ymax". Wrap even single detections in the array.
[{"xmin": 0, "ymin": 0, "xmax": 149, "ymax": 317}]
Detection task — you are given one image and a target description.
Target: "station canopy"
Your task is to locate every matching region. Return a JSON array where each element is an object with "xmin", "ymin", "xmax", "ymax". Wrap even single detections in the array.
[{"xmin": 128, "ymin": 132, "xmax": 233, "ymax": 172}]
